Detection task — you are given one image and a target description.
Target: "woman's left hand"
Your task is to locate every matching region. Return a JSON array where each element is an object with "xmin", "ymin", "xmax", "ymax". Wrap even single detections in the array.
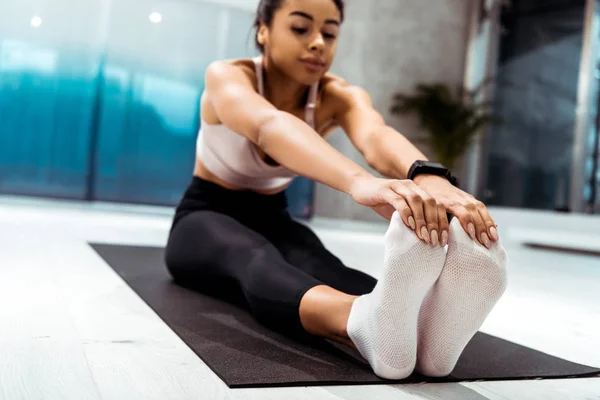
[{"xmin": 414, "ymin": 174, "xmax": 499, "ymax": 248}]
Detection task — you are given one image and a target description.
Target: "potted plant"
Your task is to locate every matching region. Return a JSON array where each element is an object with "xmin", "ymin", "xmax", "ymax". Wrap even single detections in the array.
[{"xmin": 390, "ymin": 81, "xmax": 497, "ymax": 170}]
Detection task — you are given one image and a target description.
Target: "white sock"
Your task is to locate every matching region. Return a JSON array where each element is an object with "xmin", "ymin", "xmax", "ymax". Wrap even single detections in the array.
[
  {"xmin": 416, "ymin": 218, "xmax": 509, "ymax": 377},
  {"xmin": 346, "ymin": 212, "xmax": 446, "ymax": 379}
]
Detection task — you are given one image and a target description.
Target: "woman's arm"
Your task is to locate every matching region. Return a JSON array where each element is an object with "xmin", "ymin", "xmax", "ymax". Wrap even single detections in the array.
[
  {"xmin": 330, "ymin": 80, "xmax": 499, "ymax": 248},
  {"xmin": 328, "ymin": 84, "xmax": 428, "ymax": 179},
  {"xmin": 204, "ymin": 61, "xmax": 443, "ymax": 244},
  {"xmin": 204, "ymin": 61, "xmax": 370, "ymax": 195}
]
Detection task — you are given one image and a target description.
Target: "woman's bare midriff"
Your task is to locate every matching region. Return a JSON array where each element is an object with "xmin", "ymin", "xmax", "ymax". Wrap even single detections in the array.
[{"xmin": 193, "ymin": 158, "xmax": 290, "ymax": 195}]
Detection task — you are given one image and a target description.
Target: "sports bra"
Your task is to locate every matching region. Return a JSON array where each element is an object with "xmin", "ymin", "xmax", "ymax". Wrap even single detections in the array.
[{"xmin": 196, "ymin": 55, "xmax": 320, "ymax": 191}]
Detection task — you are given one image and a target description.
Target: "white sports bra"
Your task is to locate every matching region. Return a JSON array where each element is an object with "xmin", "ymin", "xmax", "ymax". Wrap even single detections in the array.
[{"xmin": 196, "ymin": 55, "xmax": 320, "ymax": 191}]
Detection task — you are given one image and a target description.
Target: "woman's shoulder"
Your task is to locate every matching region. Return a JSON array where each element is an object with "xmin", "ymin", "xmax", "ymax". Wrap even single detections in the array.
[
  {"xmin": 217, "ymin": 57, "xmax": 256, "ymax": 72},
  {"xmin": 201, "ymin": 58, "xmax": 259, "ymax": 125},
  {"xmin": 205, "ymin": 58, "xmax": 258, "ymax": 89},
  {"xmin": 320, "ymin": 73, "xmax": 369, "ymax": 108}
]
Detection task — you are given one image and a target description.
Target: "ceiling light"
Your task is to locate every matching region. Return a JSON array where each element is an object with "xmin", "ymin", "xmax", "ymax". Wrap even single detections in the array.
[
  {"xmin": 149, "ymin": 12, "xmax": 162, "ymax": 24},
  {"xmin": 31, "ymin": 16, "xmax": 42, "ymax": 28}
]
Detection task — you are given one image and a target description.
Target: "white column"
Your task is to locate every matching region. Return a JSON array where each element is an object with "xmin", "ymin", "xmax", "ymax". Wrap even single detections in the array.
[
  {"xmin": 461, "ymin": 0, "xmax": 502, "ymax": 197},
  {"xmin": 570, "ymin": 0, "xmax": 600, "ymax": 213}
]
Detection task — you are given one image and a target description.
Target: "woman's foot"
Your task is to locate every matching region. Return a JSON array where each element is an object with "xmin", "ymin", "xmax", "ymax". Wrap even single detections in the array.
[
  {"xmin": 416, "ymin": 218, "xmax": 508, "ymax": 377},
  {"xmin": 346, "ymin": 212, "xmax": 445, "ymax": 379}
]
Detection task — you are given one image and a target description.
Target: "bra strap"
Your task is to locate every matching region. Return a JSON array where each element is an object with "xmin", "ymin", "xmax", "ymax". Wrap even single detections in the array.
[
  {"xmin": 305, "ymin": 82, "xmax": 319, "ymax": 129},
  {"xmin": 253, "ymin": 56, "xmax": 265, "ymax": 97}
]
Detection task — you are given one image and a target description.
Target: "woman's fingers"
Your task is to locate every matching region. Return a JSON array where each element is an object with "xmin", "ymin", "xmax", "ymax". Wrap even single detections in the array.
[
  {"xmin": 475, "ymin": 200, "xmax": 499, "ymax": 241},
  {"xmin": 381, "ymin": 189, "xmax": 413, "ymax": 229},
  {"xmin": 437, "ymin": 204, "xmax": 450, "ymax": 247},
  {"xmin": 446, "ymin": 201, "xmax": 476, "ymax": 240},
  {"xmin": 467, "ymin": 202, "xmax": 488, "ymax": 247},
  {"xmin": 458, "ymin": 194, "xmax": 494, "ymax": 248},
  {"xmin": 383, "ymin": 186, "xmax": 424, "ymax": 241},
  {"xmin": 387, "ymin": 184, "xmax": 427, "ymax": 242},
  {"xmin": 447, "ymin": 197, "xmax": 494, "ymax": 248},
  {"xmin": 409, "ymin": 181, "xmax": 442, "ymax": 245},
  {"xmin": 389, "ymin": 181, "xmax": 440, "ymax": 246},
  {"xmin": 409, "ymin": 183, "xmax": 440, "ymax": 246}
]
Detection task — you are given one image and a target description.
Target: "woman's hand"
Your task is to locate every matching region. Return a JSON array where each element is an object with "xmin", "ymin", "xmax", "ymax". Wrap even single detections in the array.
[
  {"xmin": 414, "ymin": 174, "xmax": 499, "ymax": 248},
  {"xmin": 349, "ymin": 176, "xmax": 448, "ymax": 246}
]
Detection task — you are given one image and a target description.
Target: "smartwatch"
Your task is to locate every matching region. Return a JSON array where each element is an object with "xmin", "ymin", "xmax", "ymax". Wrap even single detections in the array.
[{"xmin": 407, "ymin": 160, "xmax": 458, "ymax": 187}]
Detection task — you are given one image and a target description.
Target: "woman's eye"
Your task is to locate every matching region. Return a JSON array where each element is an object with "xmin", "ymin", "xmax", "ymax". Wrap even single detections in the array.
[
  {"xmin": 292, "ymin": 27, "xmax": 308, "ymax": 34},
  {"xmin": 324, "ymin": 33, "xmax": 337, "ymax": 39}
]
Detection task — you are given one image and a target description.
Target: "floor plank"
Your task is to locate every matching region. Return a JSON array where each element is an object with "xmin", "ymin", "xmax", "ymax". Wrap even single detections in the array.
[
  {"xmin": 0, "ymin": 230, "xmax": 101, "ymax": 400},
  {"xmin": 468, "ymin": 379, "xmax": 600, "ymax": 400},
  {"xmin": 47, "ymin": 237, "xmax": 234, "ymax": 400}
]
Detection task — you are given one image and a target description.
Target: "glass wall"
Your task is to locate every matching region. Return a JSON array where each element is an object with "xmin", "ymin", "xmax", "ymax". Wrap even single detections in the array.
[
  {"xmin": 0, "ymin": 0, "xmax": 107, "ymax": 199},
  {"xmin": 483, "ymin": 0, "xmax": 587, "ymax": 210},
  {"xmin": 92, "ymin": 0, "xmax": 226, "ymax": 206},
  {"xmin": 0, "ymin": 0, "xmax": 315, "ymax": 218},
  {"xmin": 587, "ymin": 0, "xmax": 600, "ymax": 213}
]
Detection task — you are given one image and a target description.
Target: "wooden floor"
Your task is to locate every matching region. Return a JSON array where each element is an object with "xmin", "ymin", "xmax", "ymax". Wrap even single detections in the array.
[{"xmin": 1, "ymin": 197, "xmax": 599, "ymax": 400}]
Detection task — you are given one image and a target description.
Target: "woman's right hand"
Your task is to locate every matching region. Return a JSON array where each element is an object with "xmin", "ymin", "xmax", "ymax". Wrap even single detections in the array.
[{"xmin": 349, "ymin": 175, "xmax": 448, "ymax": 247}]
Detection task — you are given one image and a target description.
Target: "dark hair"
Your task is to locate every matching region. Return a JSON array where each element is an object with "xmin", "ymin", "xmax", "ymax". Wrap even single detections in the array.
[{"xmin": 253, "ymin": 0, "xmax": 345, "ymax": 53}]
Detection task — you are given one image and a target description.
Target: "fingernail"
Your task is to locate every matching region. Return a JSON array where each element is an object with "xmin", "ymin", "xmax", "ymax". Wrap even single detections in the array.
[
  {"xmin": 441, "ymin": 231, "xmax": 448, "ymax": 247},
  {"xmin": 431, "ymin": 230, "xmax": 439, "ymax": 247},
  {"xmin": 468, "ymin": 223, "xmax": 476, "ymax": 240},
  {"xmin": 490, "ymin": 227, "xmax": 499, "ymax": 241},
  {"xmin": 481, "ymin": 232, "xmax": 491, "ymax": 248},
  {"xmin": 408, "ymin": 216, "xmax": 416, "ymax": 230},
  {"xmin": 421, "ymin": 226, "xmax": 430, "ymax": 243}
]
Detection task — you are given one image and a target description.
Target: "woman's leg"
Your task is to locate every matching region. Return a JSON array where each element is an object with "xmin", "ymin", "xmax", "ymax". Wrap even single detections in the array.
[
  {"xmin": 263, "ymin": 218, "xmax": 377, "ymax": 346},
  {"xmin": 268, "ymin": 212, "xmax": 447, "ymax": 379},
  {"xmin": 164, "ymin": 210, "xmax": 353, "ymax": 343},
  {"xmin": 298, "ymin": 286, "xmax": 360, "ymax": 349},
  {"xmin": 233, "ymin": 211, "xmax": 372, "ymax": 347}
]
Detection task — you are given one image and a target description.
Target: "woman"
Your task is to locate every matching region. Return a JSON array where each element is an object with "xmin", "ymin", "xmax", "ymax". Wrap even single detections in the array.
[{"xmin": 165, "ymin": 0, "xmax": 508, "ymax": 380}]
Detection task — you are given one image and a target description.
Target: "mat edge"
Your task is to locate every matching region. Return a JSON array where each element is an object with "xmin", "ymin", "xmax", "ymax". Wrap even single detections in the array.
[{"xmin": 228, "ymin": 371, "xmax": 600, "ymax": 389}]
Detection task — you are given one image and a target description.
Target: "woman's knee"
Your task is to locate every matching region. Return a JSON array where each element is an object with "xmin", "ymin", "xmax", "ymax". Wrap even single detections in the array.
[
  {"xmin": 164, "ymin": 240, "xmax": 188, "ymax": 282},
  {"xmin": 164, "ymin": 221, "xmax": 184, "ymax": 269},
  {"xmin": 164, "ymin": 213, "xmax": 264, "ymax": 281},
  {"xmin": 163, "ymin": 218, "xmax": 207, "ymax": 281}
]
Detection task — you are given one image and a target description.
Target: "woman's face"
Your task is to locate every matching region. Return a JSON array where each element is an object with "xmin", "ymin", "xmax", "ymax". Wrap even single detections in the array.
[{"xmin": 258, "ymin": 0, "xmax": 341, "ymax": 85}]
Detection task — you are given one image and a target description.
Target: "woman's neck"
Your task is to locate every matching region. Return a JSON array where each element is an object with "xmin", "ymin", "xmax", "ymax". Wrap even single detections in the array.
[{"xmin": 261, "ymin": 55, "xmax": 309, "ymax": 112}]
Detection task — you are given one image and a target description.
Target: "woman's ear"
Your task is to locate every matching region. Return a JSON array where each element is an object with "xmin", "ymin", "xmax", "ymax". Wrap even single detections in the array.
[{"xmin": 257, "ymin": 24, "xmax": 268, "ymax": 47}]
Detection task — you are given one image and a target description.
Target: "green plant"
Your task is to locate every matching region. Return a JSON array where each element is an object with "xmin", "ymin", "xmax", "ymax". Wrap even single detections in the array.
[{"xmin": 390, "ymin": 81, "xmax": 497, "ymax": 170}]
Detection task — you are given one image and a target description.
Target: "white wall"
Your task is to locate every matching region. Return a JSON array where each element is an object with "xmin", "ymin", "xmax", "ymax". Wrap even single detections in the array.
[
  {"xmin": 313, "ymin": 0, "xmax": 476, "ymax": 222},
  {"xmin": 200, "ymin": 0, "xmax": 259, "ymax": 11}
]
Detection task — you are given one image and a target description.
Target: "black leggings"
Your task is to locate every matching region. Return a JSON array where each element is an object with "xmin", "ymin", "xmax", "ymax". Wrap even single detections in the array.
[{"xmin": 165, "ymin": 177, "xmax": 377, "ymax": 338}]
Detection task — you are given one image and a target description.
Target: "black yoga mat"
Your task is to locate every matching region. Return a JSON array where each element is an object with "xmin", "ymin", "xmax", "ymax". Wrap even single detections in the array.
[{"xmin": 91, "ymin": 243, "xmax": 600, "ymax": 388}]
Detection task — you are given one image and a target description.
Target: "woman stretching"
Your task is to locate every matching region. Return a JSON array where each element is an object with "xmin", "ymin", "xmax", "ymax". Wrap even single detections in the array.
[{"xmin": 165, "ymin": 0, "xmax": 508, "ymax": 380}]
